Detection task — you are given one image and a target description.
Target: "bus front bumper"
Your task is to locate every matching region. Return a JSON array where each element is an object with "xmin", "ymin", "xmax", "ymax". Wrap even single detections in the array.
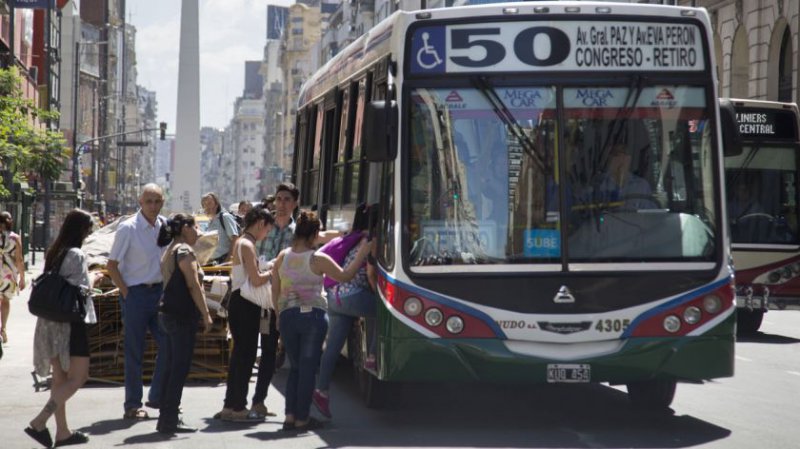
[{"xmin": 379, "ymin": 312, "xmax": 735, "ymax": 385}]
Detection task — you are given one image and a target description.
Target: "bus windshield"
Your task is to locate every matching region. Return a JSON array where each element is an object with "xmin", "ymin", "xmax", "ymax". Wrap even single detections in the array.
[
  {"xmin": 407, "ymin": 84, "xmax": 718, "ymax": 267},
  {"xmin": 725, "ymin": 145, "xmax": 800, "ymax": 245}
]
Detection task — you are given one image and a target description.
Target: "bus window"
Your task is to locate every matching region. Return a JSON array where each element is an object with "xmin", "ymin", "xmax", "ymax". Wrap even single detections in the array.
[
  {"xmin": 407, "ymin": 86, "xmax": 557, "ymax": 265},
  {"xmin": 301, "ymin": 105, "xmax": 324, "ymax": 206},
  {"xmin": 564, "ymin": 86, "xmax": 716, "ymax": 261},
  {"xmin": 347, "ymin": 79, "xmax": 369, "ymax": 204},
  {"xmin": 331, "ymin": 86, "xmax": 352, "ymax": 206},
  {"xmin": 726, "ymin": 147, "xmax": 800, "ymax": 244}
]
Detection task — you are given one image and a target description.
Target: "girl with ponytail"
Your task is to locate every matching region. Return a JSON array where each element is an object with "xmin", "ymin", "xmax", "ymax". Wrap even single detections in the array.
[{"xmin": 155, "ymin": 214, "xmax": 212, "ymax": 434}]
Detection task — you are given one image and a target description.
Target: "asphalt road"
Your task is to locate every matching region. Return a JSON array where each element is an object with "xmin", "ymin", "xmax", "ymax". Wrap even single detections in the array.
[{"xmin": 1, "ymin": 255, "xmax": 798, "ymax": 448}]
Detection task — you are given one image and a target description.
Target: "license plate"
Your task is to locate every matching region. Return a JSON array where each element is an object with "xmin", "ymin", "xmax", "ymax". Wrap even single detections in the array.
[{"xmin": 547, "ymin": 364, "xmax": 591, "ymax": 383}]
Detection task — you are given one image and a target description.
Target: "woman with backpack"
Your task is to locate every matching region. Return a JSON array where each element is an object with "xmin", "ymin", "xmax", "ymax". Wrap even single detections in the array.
[
  {"xmin": 312, "ymin": 204, "xmax": 377, "ymax": 419},
  {"xmin": 26, "ymin": 209, "xmax": 99, "ymax": 448},
  {"xmin": 201, "ymin": 192, "xmax": 240, "ymax": 265}
]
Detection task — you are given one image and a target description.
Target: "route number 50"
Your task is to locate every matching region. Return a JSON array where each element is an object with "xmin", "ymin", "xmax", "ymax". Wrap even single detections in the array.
[{"xmin": 449, "ymin": 27, "xmax": 571, "ymax": 68}]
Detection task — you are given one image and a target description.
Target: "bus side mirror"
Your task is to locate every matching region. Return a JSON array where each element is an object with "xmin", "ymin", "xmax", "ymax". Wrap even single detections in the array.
[
  {"xmin": 719, "ymin": 99, "xmax": 743, "ymax": 157},
  {"xmin": 363, "ymin": 100, "xmax": 397, "ymax": 162}
]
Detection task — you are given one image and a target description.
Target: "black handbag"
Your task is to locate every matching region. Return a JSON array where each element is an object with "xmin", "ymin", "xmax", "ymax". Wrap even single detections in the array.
[{"xmin": 28, "ymin": 253, "xmax": 87, "ymax": 322}]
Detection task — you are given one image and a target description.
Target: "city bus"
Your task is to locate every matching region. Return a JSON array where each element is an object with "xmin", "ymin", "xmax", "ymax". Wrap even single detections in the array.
[
  {"xmin": 293, "ymin": 2, "xmax": 739, "ymax": 409},
  {"xmin": 724, "ymin": 98, "xmax": 800, "ymax": 333}
]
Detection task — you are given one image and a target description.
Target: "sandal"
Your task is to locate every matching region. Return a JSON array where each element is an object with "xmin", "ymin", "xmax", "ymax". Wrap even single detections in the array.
[
  {"xmin": 55, "ymin": 431, "xmax": 89, "ymax": 447},
  {"xmin": 24, "ymin": 426, "xmax": 53, "ymax": 448},
  {"xmin": 123, "ymin": 408, "xmax": 150, "ymax": 420},
  {"xmin": 219, "ymin": 408, "xmax": 262, "ymax": 422},
  {"xmin": 1, "ymin": 328, "xmax": 7, "ymax": 343},
  {"xmin": 294, "ymin": 417, "xmax": 324, "ymax": 432}
]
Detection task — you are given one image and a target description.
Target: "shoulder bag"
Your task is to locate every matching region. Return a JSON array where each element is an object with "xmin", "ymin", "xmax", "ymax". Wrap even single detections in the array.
[
  {"xmin": 28, "ymin": 253, "xmax": 87, "ymax": 322},
  {"xmin": 237, "ymin": 242, "xmax": 272, "ymax": 309}
]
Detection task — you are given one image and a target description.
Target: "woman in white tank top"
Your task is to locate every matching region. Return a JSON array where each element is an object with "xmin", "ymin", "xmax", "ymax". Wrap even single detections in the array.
[
  {"xmin": 216, "ymin": 207, "xmax": 275, "ymax": 422},
  {"xmin": 271, "ymin": 210, "xmax": 370, "ymax": 431}
]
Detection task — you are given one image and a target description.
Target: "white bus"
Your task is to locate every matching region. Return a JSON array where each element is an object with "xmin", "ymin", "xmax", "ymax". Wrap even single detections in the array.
[
  {"xmin": 293, "ymin": 2, "xmax": 740, "ymax": 409},
  {"xmin": 724, "ymin": 98, "xmax": 800, "ymax": 333}
]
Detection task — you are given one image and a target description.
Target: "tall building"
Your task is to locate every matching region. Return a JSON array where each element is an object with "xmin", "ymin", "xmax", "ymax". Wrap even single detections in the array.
[
  {"xmin": 230, "ymin": 95, "xmax": 266, "ymax": 202},
  {"xmin": 320, "ymin": 0, "xmax": 374, "ymax": 64},
  {"xmin": 136, "ymin": 86, "xmax": 158, "ymax": 192},
  {"xmin": 280, "ymin": 2, "xmax": 322, "ymax": 176},
  {"xmin": 199, "ymin": 127, "xmax": 226, "ymax": 200},
  {"xmin": 81, "ymin": 0, "xmax": 135, "ymax": 214},
  {"xmin": 244, "ymin": 60, "xmax": 263, "ymax": 99},
  {"xmin": 266, "ymin": 4, "xmax": 288, "ymax": 41}
]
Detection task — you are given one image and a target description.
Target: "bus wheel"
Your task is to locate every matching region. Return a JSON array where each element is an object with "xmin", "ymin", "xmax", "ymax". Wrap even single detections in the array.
[
  {"xmin": 626, "ymin": 379, "xmax": 676, "ymax": 409},
  {"xmin": 737, "ymin": 309, "xmax": 764, "ymax": 334},
  {"xmin": 357, "ymin": 367, "xmax": 389, "ymax": 408}
]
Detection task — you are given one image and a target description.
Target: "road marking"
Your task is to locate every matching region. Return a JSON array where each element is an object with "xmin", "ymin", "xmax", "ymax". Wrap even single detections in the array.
[
  {"xmin": 787, "ymin": 371, "xmax": 800, "ymax": 377},
  {"xmin": 735, "ymin": 356, "xmax": 753, "ymax": 362}
]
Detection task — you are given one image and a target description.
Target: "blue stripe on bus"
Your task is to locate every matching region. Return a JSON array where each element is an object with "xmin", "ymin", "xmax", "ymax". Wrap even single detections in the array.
[
  {"xmin": 378, "ymin": 269, "xmax": 508, "ymax": 339},
  {"xmin": 621, "ymin": 277, "xmax": 731, "ymax": 338},
  {"xmin": 364, "ymin": 27, "xmax": 392, "ymax": 53}
]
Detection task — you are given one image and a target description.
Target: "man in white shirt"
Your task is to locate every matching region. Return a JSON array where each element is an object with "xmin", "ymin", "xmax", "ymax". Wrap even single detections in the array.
[{"xmin": 107, "ymin": 184, "xmax": 168, "ymax": 420}]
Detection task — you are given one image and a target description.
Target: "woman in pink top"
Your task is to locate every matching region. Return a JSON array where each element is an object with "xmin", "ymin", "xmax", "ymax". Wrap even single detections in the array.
[{"xmin": 272, "ymin": 210, "xmax": 369, "ymax": 431}]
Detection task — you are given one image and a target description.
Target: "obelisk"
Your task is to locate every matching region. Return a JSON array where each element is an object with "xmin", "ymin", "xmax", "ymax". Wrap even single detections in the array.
[{"xmin": 172, "ymin": 0, "xmax": 201, "ymax": 213}]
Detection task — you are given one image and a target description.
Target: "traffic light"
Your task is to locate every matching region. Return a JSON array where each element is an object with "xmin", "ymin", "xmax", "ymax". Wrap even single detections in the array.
[{"xmin": 159, "ymin": 122, "xmax": 167, "ymax": 140}]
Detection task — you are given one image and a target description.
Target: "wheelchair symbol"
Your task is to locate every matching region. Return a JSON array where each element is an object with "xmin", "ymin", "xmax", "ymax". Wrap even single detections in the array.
[{"xmin": 416, "ymin": 32, "xmax": 443, "ymax": 70}]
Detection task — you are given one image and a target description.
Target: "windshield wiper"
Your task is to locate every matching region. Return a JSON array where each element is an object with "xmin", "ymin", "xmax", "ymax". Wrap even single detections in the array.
[
  {"xmin": 728, "ymin": 144, "xmax": 762, "ymax": 187},
  {"xmin": 587, "ymin": 75, "xmax": 647, "ymax": 226},
  {"xmin": 596, "ymin": 74, "xmax": 646, "ymax": 177},
  {"xmin": 471, "ymin": 76, "xmax": 549, "ymax": 174}
]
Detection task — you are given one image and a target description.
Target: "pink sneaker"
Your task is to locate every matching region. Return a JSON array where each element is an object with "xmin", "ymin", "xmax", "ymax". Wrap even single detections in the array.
[{"xmin": 312, "ymin": 390, "xmax": 332, "ymax": 418}]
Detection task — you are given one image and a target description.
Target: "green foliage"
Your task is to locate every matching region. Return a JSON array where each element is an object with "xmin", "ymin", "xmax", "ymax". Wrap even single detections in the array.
[{"xmin": 0, "ymin": 67, "xmax": 68, "ymax": 198}]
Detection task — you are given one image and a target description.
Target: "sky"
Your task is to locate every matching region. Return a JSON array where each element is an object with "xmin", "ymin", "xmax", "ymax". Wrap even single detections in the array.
[{"xmin": 128, "ymin": 0, "xmax": 294, "ymax": 130}]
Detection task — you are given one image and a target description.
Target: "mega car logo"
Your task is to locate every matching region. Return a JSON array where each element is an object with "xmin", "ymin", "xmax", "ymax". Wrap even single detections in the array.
[
  {"xmin": 575, "ymin": 89, "xmax": 614, "ymax": 107},
  {"xmin": 651, "ymin": 88, "xmax": 677, "ymax": 108},
  {"xmin": 537, "ymin": 321, "xmax": 593, "ymax": 335}
]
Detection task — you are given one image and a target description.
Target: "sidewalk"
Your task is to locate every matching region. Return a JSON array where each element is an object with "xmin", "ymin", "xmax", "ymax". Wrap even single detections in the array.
[{"xmin": 0, "ymin": 252, "xmax": 300, "ymax": 448}]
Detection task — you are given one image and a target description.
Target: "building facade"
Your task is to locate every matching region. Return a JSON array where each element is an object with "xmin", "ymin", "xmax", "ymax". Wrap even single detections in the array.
[{"xmin": 683, "ymin": 0, "xmax": 799, "ymax": 103}]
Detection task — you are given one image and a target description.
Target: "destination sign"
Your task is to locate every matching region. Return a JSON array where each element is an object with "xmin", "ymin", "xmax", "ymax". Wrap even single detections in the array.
[
  {"xmin": 734, "ymin": 107, "xmax": 799, "ymax": 141},
  {"xmin": 409, "ymin": 21, "xmax": 705, "ymax": 74}
]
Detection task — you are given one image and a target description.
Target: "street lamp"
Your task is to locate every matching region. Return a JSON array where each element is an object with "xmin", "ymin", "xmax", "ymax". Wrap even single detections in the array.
[{"xmin": 72, "ymin": 39, "xmax": 108, "ymax": 207}]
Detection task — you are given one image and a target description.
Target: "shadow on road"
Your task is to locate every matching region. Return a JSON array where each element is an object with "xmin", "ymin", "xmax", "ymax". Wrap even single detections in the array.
[
  {"xmin": 737, "ymin": 332, "xmax": 800, "ymax": 344},
  {"xmin": 243, "ymin": 365, "xmax": 731, "ymax": 448}
]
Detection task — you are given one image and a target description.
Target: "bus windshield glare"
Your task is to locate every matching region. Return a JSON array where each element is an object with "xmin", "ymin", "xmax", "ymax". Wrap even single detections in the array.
[{"xmin": 407, "ymin": 84, "xmax": 717, "ymax": 267}]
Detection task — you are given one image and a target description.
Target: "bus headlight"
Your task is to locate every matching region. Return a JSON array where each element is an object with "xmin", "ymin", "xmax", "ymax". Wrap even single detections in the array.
[
  {"xmin": 683, "ymin": 306, "xmax": 702, "ymax": 325},
  {"xmin": 424, "ymin": 308, "xmax": 443, "ymax": 327},
  {"xmin": 403, "ymin": 297, "xmax": 423, "ymax": 316},
  {"xmin": 663, "ymin": 315, "xmax": 681, "ymax": 333},
  {"xmin": 446, "ymin": 316, "xmax": 464, "ymax": 334},
  {"xmin": 703, "ymin": 295, "xmax": 722, "ymax": 314}
]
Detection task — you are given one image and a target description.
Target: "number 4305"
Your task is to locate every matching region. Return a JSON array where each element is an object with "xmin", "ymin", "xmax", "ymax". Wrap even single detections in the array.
[{"xmin": 595, "ymin": 319, "xmax": 630, "ymax": 332}]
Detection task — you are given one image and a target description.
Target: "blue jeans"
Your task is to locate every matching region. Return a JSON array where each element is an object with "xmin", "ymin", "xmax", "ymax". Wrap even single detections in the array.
[
  {"xmin": 122, "ymin": 284, "xmax": 167, "ymax": 411},
  {"xmin": 279, "ymin": 307, "xmax": 327, "ymax": 421},
  {"xmin": 157, "ymin": 313, "xmax": 197, "ymax": 429},
  {"xmin": 317, "ymin": 287, "xmax": 377, "ymax": 391}
]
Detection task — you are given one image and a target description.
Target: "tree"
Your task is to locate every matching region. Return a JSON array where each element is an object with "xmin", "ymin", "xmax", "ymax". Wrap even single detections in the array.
[{"xmin": 0, "ymin": 67, "xmax": 68, "ymax": 198}]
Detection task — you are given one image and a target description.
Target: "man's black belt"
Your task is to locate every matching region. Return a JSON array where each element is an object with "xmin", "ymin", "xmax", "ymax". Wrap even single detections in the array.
[{"xmin": 130, "ymin": 282, "xmax": 162, "ymax": 289}]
